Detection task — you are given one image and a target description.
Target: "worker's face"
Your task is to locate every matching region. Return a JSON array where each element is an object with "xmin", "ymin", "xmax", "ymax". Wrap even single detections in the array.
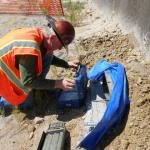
[{"xmin": 47, "ymin": 34, "xmax": 63, "ymax": 51}]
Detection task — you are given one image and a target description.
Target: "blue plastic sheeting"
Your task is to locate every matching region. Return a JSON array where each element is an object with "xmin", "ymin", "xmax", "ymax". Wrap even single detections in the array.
[
  {"xmin": 78, "ymin": 59, "xmax": 130, "ymax": 150},
  {"xmin": 58, "ymin": 64, "xmax": 88, "ymax": 108},
  {"xmin": 0, "ymin": 96, "xmax": 13, "ymax": 110},
  {"xmin": 0, "ymin": 92, "xmax": 33, "ymax": 111}
]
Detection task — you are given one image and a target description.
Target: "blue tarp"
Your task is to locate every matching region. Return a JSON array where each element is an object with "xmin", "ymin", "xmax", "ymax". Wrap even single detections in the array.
[{"xmin": 78, "ymin": 59, "xmax": 130, "ymax": 150}]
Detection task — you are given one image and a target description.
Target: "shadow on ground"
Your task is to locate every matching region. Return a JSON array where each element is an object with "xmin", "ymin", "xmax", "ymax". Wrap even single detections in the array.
[{"xmin": 18, "ymin": 89, "xmax": 86, "ymax": 122}]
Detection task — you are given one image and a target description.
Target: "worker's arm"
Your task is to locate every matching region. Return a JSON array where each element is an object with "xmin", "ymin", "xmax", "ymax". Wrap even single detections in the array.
[
  {"xmin": 18, "ymin": 55, "xmax": 55, "ymax": 90},
  {"xmin": 52, "ymin": 55, "xmax": 80, "ymax": 71},
  {"xmin": 18, "ymin": 55, "xmax": 75, "ymax": 90},
  {"xmin": 51, "ymin": 55, "xmax": 69, "ymax": 68}
]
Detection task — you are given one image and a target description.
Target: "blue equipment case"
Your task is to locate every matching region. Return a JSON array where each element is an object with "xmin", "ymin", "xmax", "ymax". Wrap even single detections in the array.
[{"xmin": 57, "ymin": 65, "xmax": 88, "ymax": 108}]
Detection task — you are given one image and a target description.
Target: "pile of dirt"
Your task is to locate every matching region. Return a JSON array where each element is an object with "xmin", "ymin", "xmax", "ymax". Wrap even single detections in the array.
[{"xmin": 73, "ymin": 23, "xmax": 150, "ymax": 150}]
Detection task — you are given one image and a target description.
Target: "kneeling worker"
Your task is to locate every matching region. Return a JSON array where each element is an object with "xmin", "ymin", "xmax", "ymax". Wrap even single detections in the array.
[{"xmin": 0, "ymin": 17, "xmax": 79, "ymax": 109}]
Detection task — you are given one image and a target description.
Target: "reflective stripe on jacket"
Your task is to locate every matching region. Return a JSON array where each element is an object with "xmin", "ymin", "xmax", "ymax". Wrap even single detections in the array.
[{"xmin": 0, "ymin": 28, "xmax": 43, "ymax": 106}]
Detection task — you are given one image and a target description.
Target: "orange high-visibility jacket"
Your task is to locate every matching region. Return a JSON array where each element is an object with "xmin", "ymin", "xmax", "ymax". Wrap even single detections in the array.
[{"xmin": 0, "ymin": 28, "xmax": 44, "ymax": 106}]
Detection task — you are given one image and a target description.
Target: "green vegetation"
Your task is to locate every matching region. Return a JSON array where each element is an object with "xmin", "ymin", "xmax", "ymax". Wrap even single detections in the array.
[
  {"xmin": 51, "ymin": 66, "xmax": 58, "ymax": 77},
  {"xmin": 99, "ymin": 47, "xmax": 105, "ymax": 52},
  {"xmin": 41, "ymin": 8, "xmax": 49, "ymax": 15},
  {"xmin": 12, "ymin": 108, "xmax": 26, "ymax": 122},
  {"xmin": 0, "ymin": 106, "xmax": 26, "ymax": 122},
  {"xmin": 0, "ymin": 109, "xmax": 4, "ymax": 116},
  {"xmin": 63, "ymin": 1, "xmax": 85, "ymax": 26}
]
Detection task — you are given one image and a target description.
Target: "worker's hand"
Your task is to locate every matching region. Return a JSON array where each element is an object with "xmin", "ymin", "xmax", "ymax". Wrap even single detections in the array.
[
  {"xmin": 55, "ymin": 79, "xmax": 75, "ymax": 90},
  {"xmin": 68, "ymin": 60, "xmax": 80, "ymax": 71}
]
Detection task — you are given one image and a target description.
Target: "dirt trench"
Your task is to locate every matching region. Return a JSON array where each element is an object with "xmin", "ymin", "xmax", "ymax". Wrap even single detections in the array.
[{"xmin": 73, "ymin": 25, "xmax": 150, "ymax": 150}]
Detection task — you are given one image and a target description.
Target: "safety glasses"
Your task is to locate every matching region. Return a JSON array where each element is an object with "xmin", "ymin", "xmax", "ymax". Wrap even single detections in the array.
[{"xmin": 46, "ymin": 15, "xmax": 69, "ymax": 54}]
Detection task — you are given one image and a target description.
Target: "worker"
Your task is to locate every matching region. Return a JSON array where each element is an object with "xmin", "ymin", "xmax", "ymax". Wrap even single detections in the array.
[{"xmin": 0, "ymin": 17, "xmax": 79, "ymax": 110}]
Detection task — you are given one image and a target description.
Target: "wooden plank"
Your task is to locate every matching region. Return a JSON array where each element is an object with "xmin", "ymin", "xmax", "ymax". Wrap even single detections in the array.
[
  {"xmin": 104, "ymin": 71, "xmax": 114, "ymax": 95},
  {"xmin": 83, "ymin": 71, "xmax": 114, "ymax": 150}
]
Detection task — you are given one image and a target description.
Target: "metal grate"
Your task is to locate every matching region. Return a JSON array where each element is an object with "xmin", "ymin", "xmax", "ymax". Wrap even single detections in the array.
[
  {"xmin": 37, "ymin": 122, "xmax": 66, "ymax": 150},
  {"xmin": 0, "ymin": 0, "xmax": 64, "ymax": 16}
]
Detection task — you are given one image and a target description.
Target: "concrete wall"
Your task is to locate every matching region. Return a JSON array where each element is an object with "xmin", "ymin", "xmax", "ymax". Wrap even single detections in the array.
[{"xmin": 91, "ymin": 0, "xmax": 150, "ymax": 55}]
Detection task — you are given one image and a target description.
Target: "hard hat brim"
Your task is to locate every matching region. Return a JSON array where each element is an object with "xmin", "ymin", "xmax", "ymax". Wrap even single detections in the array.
[{"xmin": 46, "ymin": 16, "xmax": 68, "ymax": 53}]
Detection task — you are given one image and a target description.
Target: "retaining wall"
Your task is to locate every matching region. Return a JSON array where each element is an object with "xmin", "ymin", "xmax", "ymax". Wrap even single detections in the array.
[{"xmin": 91, "ymin": 0, "xmax": 150, "ymax": 56}]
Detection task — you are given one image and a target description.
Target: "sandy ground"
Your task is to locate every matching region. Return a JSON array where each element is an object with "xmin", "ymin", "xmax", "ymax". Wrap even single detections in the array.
[{"xmin": 0, "ymin": 2, "xmax": 150, "ymax": 150}]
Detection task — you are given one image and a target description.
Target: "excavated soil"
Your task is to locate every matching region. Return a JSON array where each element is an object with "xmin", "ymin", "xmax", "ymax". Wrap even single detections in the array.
[{"xmin": 0, "ymin": 2, "xmax": 150, "ymax": 150}]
